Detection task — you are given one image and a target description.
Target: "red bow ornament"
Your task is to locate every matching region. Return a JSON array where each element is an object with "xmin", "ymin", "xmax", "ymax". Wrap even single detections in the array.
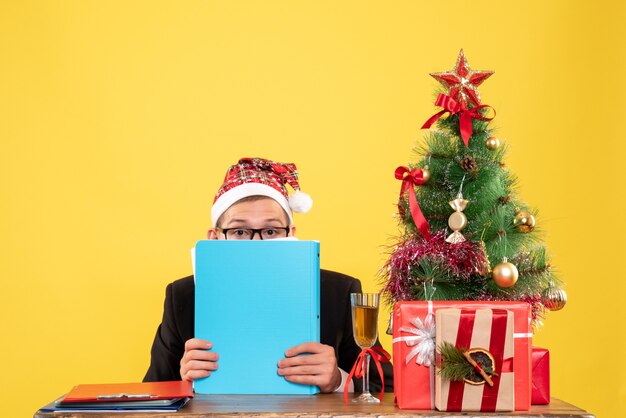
[
  {"xmin": 343, "ymin": 346, "xmax": 391, "ymax": 404},
  {"xmin": 395, "ymin": 166, "xmax": 431, "ymax": 240},
  {"xmin": 421, "ymin": 94, "xmax": 495, "ymax": 147}
]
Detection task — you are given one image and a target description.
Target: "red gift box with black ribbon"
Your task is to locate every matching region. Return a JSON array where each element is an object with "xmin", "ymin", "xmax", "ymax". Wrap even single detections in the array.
[
  {"xmin": 435, "ymin": 308, "xmax": 514, "ymax": 412},
  {"xmin": 392, "ymin": 301, "xmax": 532, "ymax": 410}
]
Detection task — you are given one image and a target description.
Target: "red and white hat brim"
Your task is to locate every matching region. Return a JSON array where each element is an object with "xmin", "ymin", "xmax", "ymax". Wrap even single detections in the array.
[{"xmin": 211, "ymin": 183, "xmax": 292, "ymax": 227}]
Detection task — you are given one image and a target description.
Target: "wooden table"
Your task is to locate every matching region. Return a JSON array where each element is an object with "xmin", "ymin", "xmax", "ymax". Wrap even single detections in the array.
[{"xmin": 35, "ymin": 394, "xmax": 595, "ymax": 418}]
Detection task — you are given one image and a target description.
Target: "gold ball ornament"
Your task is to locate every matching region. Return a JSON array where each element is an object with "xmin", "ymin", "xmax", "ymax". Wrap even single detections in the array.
[
  {"xmin": 542, "ymin": 284, "xmax": 567, "ymax": 311},
  {"xmin": 421, "ymin": 166, "xmax": 431, "ymax": 183},
  {"xmin": 485, "ymin": 137, "xmax": 501, "ymax": 150},
  {"xmin": 514, "ymin": 210, "xmax": 536, "ymax": 233},
  {"xmin": 492, "ymin": 259, "xmax": 519, "ymax": 287}
]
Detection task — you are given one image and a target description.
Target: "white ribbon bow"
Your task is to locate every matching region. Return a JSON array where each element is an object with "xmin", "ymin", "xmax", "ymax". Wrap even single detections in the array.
[{"xmin": 392, "ymin": 313, "xmax": 436, "ymax": 367}]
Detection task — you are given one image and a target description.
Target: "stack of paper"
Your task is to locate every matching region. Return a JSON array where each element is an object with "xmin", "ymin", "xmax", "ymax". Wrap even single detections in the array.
[{"xmin": 38, "ymin": 381, "xmax": 193, "ymax": 413}]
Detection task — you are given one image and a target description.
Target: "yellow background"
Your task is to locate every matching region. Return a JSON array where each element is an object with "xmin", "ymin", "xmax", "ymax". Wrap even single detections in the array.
[{"xmin": 1, "ymin": 1, "xmax": 624, "ymax": 416}]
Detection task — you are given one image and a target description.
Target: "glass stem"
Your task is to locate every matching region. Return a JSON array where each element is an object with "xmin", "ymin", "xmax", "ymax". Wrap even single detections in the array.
[{"xmin": 362, "ymin": 353, "xmax": 371, "ymax": 395}]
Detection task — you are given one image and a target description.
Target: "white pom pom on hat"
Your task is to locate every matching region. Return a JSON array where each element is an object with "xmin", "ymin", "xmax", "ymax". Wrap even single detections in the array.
[{"xmin": 288, "ymin": 189, "xmax": 313, "ymax": 213}]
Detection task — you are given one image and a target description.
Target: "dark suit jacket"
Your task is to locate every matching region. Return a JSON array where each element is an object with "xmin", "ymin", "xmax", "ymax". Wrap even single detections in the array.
[{"xmin": 143, "ymin": 269, "xmax": 393, "ymax": 392}]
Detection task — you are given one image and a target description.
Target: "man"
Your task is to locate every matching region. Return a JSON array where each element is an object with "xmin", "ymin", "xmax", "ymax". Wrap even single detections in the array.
[{"xmin": 144, "ymin": 157, "xmax": 393, "ymax": 393}]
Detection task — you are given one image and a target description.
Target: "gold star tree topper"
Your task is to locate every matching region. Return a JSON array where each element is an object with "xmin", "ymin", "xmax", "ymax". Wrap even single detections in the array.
[{"xmin": 430, "ymin": 49, "xmax": 494, "ymax": 107}]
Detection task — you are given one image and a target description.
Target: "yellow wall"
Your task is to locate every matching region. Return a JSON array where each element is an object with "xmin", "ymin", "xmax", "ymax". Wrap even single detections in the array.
[{"xmin": 1, "ymin": 1, "xmax": 624, "ymax": 416}]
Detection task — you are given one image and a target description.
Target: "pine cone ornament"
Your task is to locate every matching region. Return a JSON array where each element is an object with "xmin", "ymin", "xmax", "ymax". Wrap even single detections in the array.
[{"xmin": 460, "ymin": 157, "xmax": 477, "ymax": 173}]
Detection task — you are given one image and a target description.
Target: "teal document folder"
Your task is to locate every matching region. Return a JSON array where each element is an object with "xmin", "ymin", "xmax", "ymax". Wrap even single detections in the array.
[{"xmin": 194, "ymin": 240, "xmax": 320, "ymax": 395}]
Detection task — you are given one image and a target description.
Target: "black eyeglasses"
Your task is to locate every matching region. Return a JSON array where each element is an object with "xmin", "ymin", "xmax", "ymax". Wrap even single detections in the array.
[{"xmin": 217, "ymin": 227, "xmax": 291, "ymax": 240}]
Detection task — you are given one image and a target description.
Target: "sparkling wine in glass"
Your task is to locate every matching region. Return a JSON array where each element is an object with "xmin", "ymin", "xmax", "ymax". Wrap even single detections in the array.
[{"xmin": 350, "ymin": 292, "xmax": 380, "ymax": 403}]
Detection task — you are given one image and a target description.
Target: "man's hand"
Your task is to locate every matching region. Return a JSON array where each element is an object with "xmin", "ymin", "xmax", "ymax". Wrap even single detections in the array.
[
  {"xmin": 277, "ymin": 342, "xmax": 342, "ymax": 393},
  {"xmin": 180, "ymin": 338, "xmax": 219, "ymax": 381}
]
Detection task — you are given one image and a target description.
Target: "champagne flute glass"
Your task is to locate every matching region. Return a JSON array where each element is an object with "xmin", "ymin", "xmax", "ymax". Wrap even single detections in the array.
[{"xmin": 350, "ymin": 292, "xmax": 380, "ymax": 403}]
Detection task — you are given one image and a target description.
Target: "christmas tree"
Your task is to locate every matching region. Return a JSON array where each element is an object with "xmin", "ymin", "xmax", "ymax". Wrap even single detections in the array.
[{"xmin": 382, "ymin": 50, "xmax": 566, "ymax": 325}]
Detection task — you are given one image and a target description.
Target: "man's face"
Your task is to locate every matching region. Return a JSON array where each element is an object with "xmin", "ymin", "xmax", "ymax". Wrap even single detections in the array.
[{"xmin": 208, "ymin": 198, "xmax": 296, "ymax": 240}]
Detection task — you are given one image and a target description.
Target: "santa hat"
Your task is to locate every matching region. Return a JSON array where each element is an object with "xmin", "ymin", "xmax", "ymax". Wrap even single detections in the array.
[{"xmin": 211, "ymin": 157, "xmax": 313, "ymax": 226}]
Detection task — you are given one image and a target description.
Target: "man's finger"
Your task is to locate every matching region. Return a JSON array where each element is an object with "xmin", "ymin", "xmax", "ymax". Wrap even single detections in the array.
[
  {"xmin": 186, "ymin": 359, "xmax": 219, "ymax": 372},
  {"xmin": 185, "ymin": 338, "xmax": 212, "ymax": 351},
  {"xmin": 183, "ymin": 369, "xmax": 212, "ymax": 381},
  {"xmin": 187, "ymin": 350, "xmax": 219, "ymax": 362},
  {"xmin": 283, "ymin": 374, "xmax": 321, "ymax": 386},
  {"xmin": 277, "ymin": 365, "xmax": 319, "ymax": 376},
  {"xmin": 277, "ymin": 354, "xmax": 321, "ymax": 368},
  {"xmin": 285, "ymin": 342, "xmax": 335, "ymax": 357},
  {"xmin": 285, "ymin": 342, "xmax": 327, "ymax": 357}
]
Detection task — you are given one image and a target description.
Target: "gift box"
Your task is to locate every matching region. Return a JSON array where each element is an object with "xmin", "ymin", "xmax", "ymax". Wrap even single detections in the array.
[
  {"xmin": 531, "ymin": 347, "xmax": 550, "ymax": 404},
  {"xmin": 392, "ymin": 301, "xmax": 532, "ymax": 410},
  {"xmin": 435, "ymin": 308, "xmax": 514, "ymax": 412}
]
